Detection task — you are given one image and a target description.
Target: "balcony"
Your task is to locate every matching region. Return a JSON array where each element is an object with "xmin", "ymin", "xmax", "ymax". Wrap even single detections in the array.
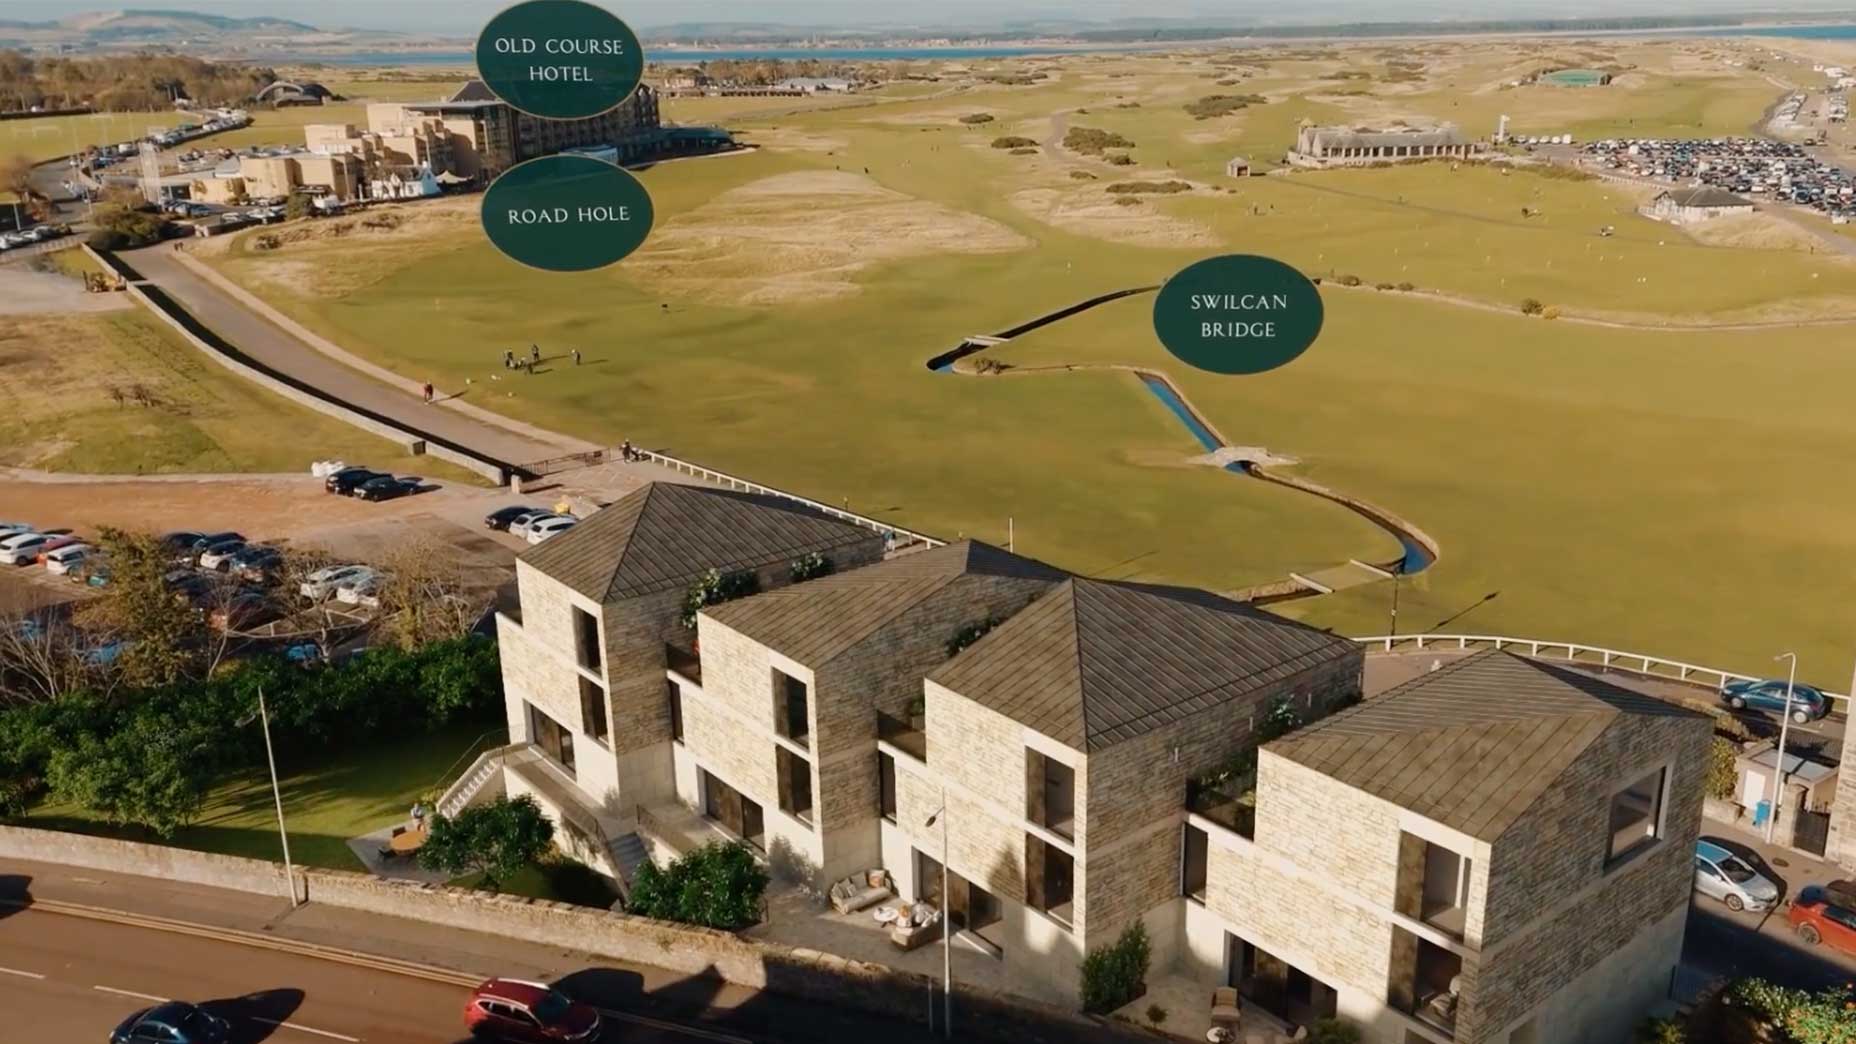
[
  {"xmin": 664, "ymin": 641, "xmax": 702, "ymax": 686},
  {"xmin": 877, "ymin": 710, "xmax": 926, "ymax": 762},
  {"xmin": 1187, "ymin": 773, "xmax": 1256, "ymax": 840}
]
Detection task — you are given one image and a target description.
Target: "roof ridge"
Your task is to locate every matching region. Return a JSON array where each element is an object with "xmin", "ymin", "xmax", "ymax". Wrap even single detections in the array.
[{"xmin": 600, "ymin": 482, "xmax": 658, "ymax": 601}]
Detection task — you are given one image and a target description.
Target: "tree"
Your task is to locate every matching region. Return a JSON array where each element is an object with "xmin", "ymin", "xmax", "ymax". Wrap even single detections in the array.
[
  {"xmin": 417, "ymin": 795, "xmax": 554, "ymax": 889},
  {"xmin": 1079, "ymin": 920, "xmax": 1151, "ymax": 1014},
  {"xmin": 0, "ymin": 600, "xmax": 108, "ymax": 705},
  {"xmin": 626, "ymin": 841, "xmax": 768, "ymax": 929},
  {"xmin": 43, "ymin": 698, "xmax": 221, "ymax": 837},
  {"xmin": 284, "ymin": 192, "xmax": 311, "ymax": 221},
  {"xmin": 1706, "ymin": 736, "xmax": 1738, "ymax": 800},
  {"xmin": 0, "ymin": 153, "xmax": 33, "ymax": 203},
  {"xmin": 88, "ymin": 202, "xmax": 168, "ymax": 250},
  {"xmin": 74, "ymin": 528, "xmax": 209, "ymax": 688},
  {"xmin": 375, "ymin": 536, "xmax": 483, "ymax": 650}
]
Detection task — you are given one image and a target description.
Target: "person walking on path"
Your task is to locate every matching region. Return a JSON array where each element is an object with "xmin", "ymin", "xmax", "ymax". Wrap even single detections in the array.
[
  {"xmin": 530, "ymin": 344, "xmax": 540, "ymax": 365},
  {"xmin": 422, "ymin": 382, "xmax": 434, "ymax": 404},
  {"xmin": 502, "ymin": 348, "xmax": 514, "ymax": 370},
  {"xmin": 571, "ymin": 348, "xmax": 581, "ymax": 366}
]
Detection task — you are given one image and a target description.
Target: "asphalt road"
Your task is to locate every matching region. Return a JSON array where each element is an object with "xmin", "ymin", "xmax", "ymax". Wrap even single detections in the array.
[
  {"xmin": 1684, "ymin": 832, "xmax": 1856, "ymax": 993},
  {"xmin": 0, "ymin": 906, "xmax": 739, "ymax": 1044}
]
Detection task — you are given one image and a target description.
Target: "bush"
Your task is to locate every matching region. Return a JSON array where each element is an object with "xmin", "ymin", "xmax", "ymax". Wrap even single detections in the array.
[
  {"xmin": 1374, "ymin": 282, "xmax": 1394, "ymax": 290},
  {"xmin": 1520, "ymin": 298, "xmax": 1545, "ymax": 315},
  {"xmin": 627, "ymin": 841, "xmax": 769, "ymax": 929},
  {"xmin": 1184, "ymin": 93, "xmax": 1268, "ymax": 119},
  {"xmin": 1145, "ymin": 1004, "xmax": 1167, "ymax": 1027},
  {"xmin": 958, "ymin": 113, "xmax": 995, "ymax": 125},
  {"xmin": 1105, "ymin": 180, "xmax": 1193, "ymax": 195},
  {"xmin": 1080, "ymin": 921, "xmax": 1151, "ymax": 1014},
  {"xmin": 947, "ymin": 616, "xmax": 1001, "ymax": 657},
  {"xmin": 1068, "ymin": 170, "xmax": 1098, "ymax": 181},
  {"xmin": 86, "ymin": 227, "xmax": 126, "ymax": 251},
  {"xmin": 417, "ymin": 795, "xmax": 554, "ymax": 889},
  {"xmin": 1310, "ymin": 1018, "xmax": 1363, "ymax": 1044},
  {"xmin": 991, "ymin": 136, "xmax": 1038, "ymax": 149},
  {"xmin": 1106, "ymin": 153, "xmax": 1136, "ymax": 166},
  {"xmin": 1010, "ymin": 147, "xmax": 1037, "ymax": 155},
  {"xmin": 1636, "ymin": 1015, "xmax": 1686, "ymax": 1044},
  {"xmin": 1396, "ymin": 281, "xmax": 1415, "ymax": 291},
  {"xmin": 91, "ymin": 203, "xmax": 167, "ymax": 249},
  {"xmin": 789, "ymin": 552, "xmax": 833, "ymax": 583},
  {"xmin": 1337, "ymin": 274, "xmax": 1362, "ymax": 287},
  {"xmin": 1063, "ymin": 126, "xmax": 1134, "ymax": 155},
  {"xmin": 681, "ymin": 568, "xmax": 761, "ymax": 628}
]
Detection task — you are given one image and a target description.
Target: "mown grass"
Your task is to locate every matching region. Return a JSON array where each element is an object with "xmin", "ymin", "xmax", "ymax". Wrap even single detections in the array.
[{"xmin": 197, "ymin": 48, "xmax": 1856, "ymax": 683}]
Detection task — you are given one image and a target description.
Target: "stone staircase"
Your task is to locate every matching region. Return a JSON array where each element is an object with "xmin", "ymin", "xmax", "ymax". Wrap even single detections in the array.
[
  {"xmin": 606, "ymin": 832, "xmax": 649, "ymax": 890},
  {"xmin": 438, "ymin": 745, "xmax": 513, "ymax": 818}
]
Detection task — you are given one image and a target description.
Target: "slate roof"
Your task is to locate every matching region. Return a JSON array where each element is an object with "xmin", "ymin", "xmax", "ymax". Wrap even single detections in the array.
[
  {"xmin": 450, "ymin": 79, "xmax": 500, "ymax": 103},
  {"xmin": 703, "ymin": 540, "xmax": 1067, "ymax": 666},
  {"xmin": 927, "ymin": 578, "xmax": 1360, "ymax": 753},
  {"xmin": 519, "ymin": 482, "xmax": 875, "ymax": 603},
  {"xmin": 1267, "ymin": 651, "xmax": 1706, "ymax": 841},
  {"xmin": 1308, "ymin": 126, "xmax": 1469, "ymax": 151},
  {"xmin": 1661, "ymin": 186, "xmax": 1753, "ymax": 208}
]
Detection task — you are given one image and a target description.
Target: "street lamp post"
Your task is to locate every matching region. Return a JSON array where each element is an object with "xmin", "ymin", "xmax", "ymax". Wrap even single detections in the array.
[
  {"xmin": 1388, "ymin": 561, "xmax": 1404, "ymax": 638},
  {"xmin": 243, "ymin": 689, "xmax": 298, "ymax": 907},
  {"xmin": 1765, "ymin": 653, "xmax": 1799, "ymax": 845},
  {"xmin": 923, "ymin": 792, "xmax": 952, "ymax": 1039}
]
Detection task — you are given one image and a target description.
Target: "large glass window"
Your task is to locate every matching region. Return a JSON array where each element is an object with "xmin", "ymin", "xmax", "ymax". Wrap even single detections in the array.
[
  {"xmin": 667, "ymin": 679, "xmax": 684, "ymax": 742},
  {"xmin": 572, "ymin": 606, "xmax": 601, "ymax": 671},
  {"xmin": 527, "ymin": 702, "xmax": 574, "ymax": 778},
  {"xmin": 1182, "ymin": 824, "xmax": 1209, "ymax": 901},
  {"xmin": 1607, "ymin": 767, "xmax": 1667, "ymax": 866},
  {"xmin": 701, "ymin": 769, "xmax": 764, "ymax": 850},
  {"xmin": 774, "ymin": 670, "xmax": 810, "ymax": 745},
  {"xmin": 579, "ymin": 676, "xmax": 608, "ymax": 746},
  {"xmin": 878, "ymin": 752, "xmax": 897, "ymax": 822},
  {"xmin": 777, "ymin": 747, "xmax": 814, "ymax": 826}
]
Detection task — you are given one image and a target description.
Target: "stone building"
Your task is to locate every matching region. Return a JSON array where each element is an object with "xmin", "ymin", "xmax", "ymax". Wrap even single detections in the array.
[
  {"xmin": 1289, "ymin": 125, "xmax": 1478, "ymax": 167},
  {"xmin": 462, "ymin": 481, "xmax": 1709, "ymax": 1039},
  {"xmin": 389, "ymin": 78, "xmax": 664, "ymax": 182},
  {"xmin": 1642, "ymin": 186, "xmax": 1754, "ymax": 224},
  {"xmin": 1180, "ymin": 652, "xmax": 1709, "ymax": 1043}
]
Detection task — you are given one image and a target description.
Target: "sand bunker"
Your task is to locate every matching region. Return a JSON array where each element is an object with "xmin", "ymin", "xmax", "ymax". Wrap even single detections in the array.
[
  {"xmin": 628, "ymin": 170, "xmax": 1029, "ymax": 305},
  {"xmin": 1010, "ymin": 185, "xmax": 1218, "ymax": 248}
]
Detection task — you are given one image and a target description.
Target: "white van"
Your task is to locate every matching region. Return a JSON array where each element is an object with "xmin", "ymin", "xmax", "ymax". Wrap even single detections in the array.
[
  {"xmin": 44, "ymin": 543, "xmax": 92, "ymax": 575},
  {"xmin": 0, "ymin": 532, "xmax": 52, "ymax": 566}
]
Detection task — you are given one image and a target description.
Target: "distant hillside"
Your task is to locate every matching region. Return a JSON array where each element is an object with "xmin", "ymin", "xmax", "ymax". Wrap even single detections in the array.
[{"xmin": 0, "ymin": 8, "xmax": 406, "ymax": 53}]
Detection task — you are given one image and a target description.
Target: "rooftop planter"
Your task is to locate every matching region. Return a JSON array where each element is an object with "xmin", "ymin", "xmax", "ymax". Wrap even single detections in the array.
[{"xmin": 681, "ymin": 568, "xmax": 760, "ymax": 629}]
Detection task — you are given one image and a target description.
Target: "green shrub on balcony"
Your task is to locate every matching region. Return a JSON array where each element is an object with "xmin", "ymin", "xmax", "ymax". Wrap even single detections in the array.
[
  {"xmin": 946, "ymin": 616, "xmax": 1002, "ymax": 658},
  {"xmin": 789, "ymin": 552, "xmax": 833, "ymax": 583},
  {"xmin": 680, "ymin": 568, "xmax": 761, "ymax": 629}
]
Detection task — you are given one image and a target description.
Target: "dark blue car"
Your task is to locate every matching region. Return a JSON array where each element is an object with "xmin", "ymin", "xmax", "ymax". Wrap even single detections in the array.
[
  {"xmin": 1723, "ymin": 679, "xmax": 1831, "ymax": 723},
  {"xmin": 110, "ymin": 1002, "xmax": 230, "ymax": 1044}
]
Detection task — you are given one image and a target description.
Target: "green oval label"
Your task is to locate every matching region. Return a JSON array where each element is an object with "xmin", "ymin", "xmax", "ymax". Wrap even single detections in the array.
[
  {"xmin": 481, "ymin": 154, "xmax": 655, "ymax": 272},
  {"xmin": 475, "ymin": 0, "xmax": 644, "ymax": 120},
  {"xmin": 1152, "ymin": 255, "xmax": 1324, "ymax": 375}
]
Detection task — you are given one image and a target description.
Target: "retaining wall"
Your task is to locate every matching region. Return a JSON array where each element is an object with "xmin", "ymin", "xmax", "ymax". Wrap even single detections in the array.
[
  {"xmin": 4, "ymin": 826, "xmax": 1151, "ymax": 1043},
  {"xmin": 0, "ymin": 825, "xmax": 305, "ymax": 902}
]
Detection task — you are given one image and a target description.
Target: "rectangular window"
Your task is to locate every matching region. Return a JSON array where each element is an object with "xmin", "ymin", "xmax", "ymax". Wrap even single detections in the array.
[
  {"xmin": 915, "ymin": 849, "xmax": 943, "ymax": 907},
  {"xmin": 1025, "ymin": 835, "xmax": 1074, "ymax": 926},
  {"xmin": 527, "ymin": 702, "xmax": 574, "ymax": 778},
  {"xmin": 1182, "ymin": 824, "xmax": 1209, "ymax": 901},
  {"xmin": 1607, "ymin": 767, "xmax": 1667, "ymax": 866},
  {"xmin": 878, "ymin": 752, "xmax": 897, "ymax": 822},
  {"xmin": 701, "ymin": 769, "xmax": 764, "ymax": 850},
  {"xmin": 579, "ymin": 676, "xmax": 608, "ymax": 746},
  {"xmin": 667, "ymin": 679, "xmax": 684, "ymax": 742},
  {"xmin": 1025, "ymin": 751, "xmax": 1075, "ymax": 840},
  {"xmin": 774, "ymin": 670, "xmax": 810, "ymax": 745},
  {"xmin": 777, "ymin": 747, "xmax": 814, "ymax": 825},
  {"xmin": 572, "ymin": 606, "xmax": 601, "ymax": 671}
]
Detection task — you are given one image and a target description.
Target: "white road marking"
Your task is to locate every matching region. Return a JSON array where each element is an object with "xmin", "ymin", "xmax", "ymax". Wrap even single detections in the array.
[
  {"xmin": 0, "ymin": 965, "xmax": 46, "ymax": 980},
  {"xmin": 598, "ymin": 1008, "xmax": 751, "ymax": 1043},
  {"xmin": 251, "ymin": 1017, "xmax": 361, "ymax": 1042},
  {"xmin": 93, "ymin": 985, "xmax": 169, "ymax": 1003}
]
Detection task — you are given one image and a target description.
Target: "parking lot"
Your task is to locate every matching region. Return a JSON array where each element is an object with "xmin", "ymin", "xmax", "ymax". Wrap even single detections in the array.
[{"xmin": 1582, "ymin": 136, "xmax": 1856, "ymax": 220}]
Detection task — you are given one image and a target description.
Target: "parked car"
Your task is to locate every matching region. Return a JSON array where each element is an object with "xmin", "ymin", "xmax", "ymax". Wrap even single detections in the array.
[
  {"xmin": 0, "ymin": 531, "xmax": 53, "ymax": 566},
  {"xmin": 1791, "ymin": 881, "xmax": 1856, "ymax": 955},
  {"xmin": 335, "ymin": 573, "xmax": 384, "ymax": 609},
  {"xmin": 229, "ymin": 545, "xmax": 284, "ymax": 582},
  {"xmin": 1723, "ymin": 678, "xmax": 1831, "ymax": 723},
  {"xmin": 110, "ymin": 1001, "xmax": 231, "ymax": 1044},
  {"xmin": 509, "ymin": 512, "xmax": 566, "ymax": 539},
  {"xmin": 174, "ymin": 531, "xmax": 243, "ymax": 566},
  {"xmin": 209, "ymin": 590, "xmax": 276, "ymax": 631},
  {"xmin": 197, "ymin": 538, "xmax": 249, "ymax": 571},
  {"xmin": 43, "ymin": 543, "xmax": 93, "ymax": 576},
  {"xmin": 357, "ymin": 475, "xmax": 421, "ymax": 501},
  {"xmin": 159, "ymin": 530, "xmax": 206, "ymax": 555},
  {"xmin": 32, "ymin": 535, "xmax": 83, "ymax": 563},
  {"xmin": 0, "ymin": 521, "xmax": 32, "ymax": 538},
  {"xmin": 300, "ymin": 564, "xmax": 369, "ymax": 602},
  {"xmin": 1694, "ymin": 839, "xmax": 1779, "ymax": 912},
  {"xmin": 325, "ymin": 467, "xmax": 386, "ymax": 496},
  {"xmin": 463, "ymin": 979, "xmax": 601, "ymax": 1043},
  {"xmin": 484, "ymin": 505, "xmax": 543, "ymax": 531},
  {"xmin": 526, "ymin": 517, "xmax": 577, "ymax": 544}
]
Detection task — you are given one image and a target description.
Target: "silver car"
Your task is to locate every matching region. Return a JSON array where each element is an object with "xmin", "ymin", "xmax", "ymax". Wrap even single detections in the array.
[{"xmin": 1695, "ymin": 840, "xmax": 1780, "ymax": 912}]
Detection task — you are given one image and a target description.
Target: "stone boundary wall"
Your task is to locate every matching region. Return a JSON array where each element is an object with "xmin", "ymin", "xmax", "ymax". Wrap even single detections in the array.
[
  {"xmin": 89, "ymin": 244, "xmax": 508, "ymax": 485},
  {"xmin": 1, "ymin": 826, "xmax": 1156, "ymax": 1043}
]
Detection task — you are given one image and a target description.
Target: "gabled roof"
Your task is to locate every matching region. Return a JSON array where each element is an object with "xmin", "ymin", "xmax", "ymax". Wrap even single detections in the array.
[
  {"xmin": 928, "ymin": 578, "xmax": 1360, "ymax": 753},
  {"xmin": 1267, "ymin": 651, "xmax": 1705, "ymax": 841},
  {"xmin": 450, "ymin": 79, "xmax": 500, "ymax": 103},
  {"xmin": 703, "ymin": 540, "xmax": 1066, "ymax": 667},
  {"xmin": 519, "ymin": 482, "xmax": 875, "ymax": 603},
  {"xmin": 1661, "ymin": 186, "xmax": 1752, "ymax": 208}
]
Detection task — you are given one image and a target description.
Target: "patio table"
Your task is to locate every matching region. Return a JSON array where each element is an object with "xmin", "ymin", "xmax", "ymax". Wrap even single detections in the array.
[
  {"xmin": 388, "ymin": 824, "xmax": 428, "ymax": 854},
  {"xmin": 872, "ymin": 904, "xmax": 901, "ymax": 925}
]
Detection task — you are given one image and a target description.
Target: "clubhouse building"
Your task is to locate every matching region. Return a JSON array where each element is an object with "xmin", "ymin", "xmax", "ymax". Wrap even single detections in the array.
[
  {"xmin": 455, "ymin": 480, "xmax": 1709, "ymax": 1043},
  {"xmin": 1289, "ymin": 124, "xmax": 1481, "ymax": 168}
]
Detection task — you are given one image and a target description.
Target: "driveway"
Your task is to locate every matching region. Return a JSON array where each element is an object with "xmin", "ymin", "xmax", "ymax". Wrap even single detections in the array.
[{"xmin": 1683, "ymin": 824, "xmax": 1856, "ymax": 992}]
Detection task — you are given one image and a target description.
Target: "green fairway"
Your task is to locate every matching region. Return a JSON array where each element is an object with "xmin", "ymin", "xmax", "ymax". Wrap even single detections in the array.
[
  {"xmin": 25, "ymin": 721, "xmax": 503, "ymax": 871},
  {"xmin": 196, "ymin": 39, "xmax": 1856, "ymax": 686},
  {"xmin": 0, "ymin": 111, "xmax": 178, "ymax": 163}
]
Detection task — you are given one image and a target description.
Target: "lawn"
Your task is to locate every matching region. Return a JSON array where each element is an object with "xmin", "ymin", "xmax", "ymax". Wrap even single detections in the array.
[
  {"xmin": 25, "ymin": 721, "xmax": 503, "ymax": 872},
  {"xmin": 194, "ymin": 41, "xmax": 1856, "ymax": 685},
  {"xmin": 0, "ymin": 110, "xmax": 181, "ymax": 163},
  {"xmin": 0, "ymin": 302, "xmax": 478, "ymax": 479}
]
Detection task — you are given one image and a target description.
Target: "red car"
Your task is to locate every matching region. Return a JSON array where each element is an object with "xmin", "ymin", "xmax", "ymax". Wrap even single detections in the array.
[
  {"xmin": 1789, "ymin": 882, "xmax": 1856, "ymax": 956},
  {"xmin": 463, "ymin": 978, "xmax": 601, "ymax": 1042}
]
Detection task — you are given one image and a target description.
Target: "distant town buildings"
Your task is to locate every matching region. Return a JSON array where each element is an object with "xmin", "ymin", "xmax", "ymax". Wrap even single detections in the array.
[{"xmin": 1288, "ymin": 124, "xmax": 1479, "ymax": 168}]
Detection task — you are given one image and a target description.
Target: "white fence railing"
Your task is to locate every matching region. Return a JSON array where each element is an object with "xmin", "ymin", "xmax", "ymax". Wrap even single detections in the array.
[
  {"xmin": 1354, "ymin": 633, "xmax": 1848, "ymax": 709},
  {"xmin": 635, "ymin": 448, "xmax": 945, "ymax": 550}
]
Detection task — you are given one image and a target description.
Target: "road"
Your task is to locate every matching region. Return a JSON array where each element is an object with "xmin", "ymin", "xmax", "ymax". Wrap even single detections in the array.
[
  {"xmin": 1683, "ymin": 826, "xmax": 1856, "ymax": 993},
  {"xmin": 123, "ymin": 246, "xmax": 564, "ymax": 469}
]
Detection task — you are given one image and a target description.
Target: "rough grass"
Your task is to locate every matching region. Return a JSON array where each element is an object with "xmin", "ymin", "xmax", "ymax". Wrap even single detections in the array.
[{"xmin": 0, "ymin": 308, "xmax": 472, "ymax": 477}]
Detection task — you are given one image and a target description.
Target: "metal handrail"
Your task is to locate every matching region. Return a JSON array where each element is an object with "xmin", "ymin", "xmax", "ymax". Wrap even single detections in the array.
[
  {"xmin": 1354, "ymin": 633, "xmax": 1849, "ymax": 707},
  {"xmin": 431, "ymin": 728, "xmax": 511, "ymax": 808},
  {"xmin": 631, "ymin": 448, "xmax": 944, "ymax": 550}
]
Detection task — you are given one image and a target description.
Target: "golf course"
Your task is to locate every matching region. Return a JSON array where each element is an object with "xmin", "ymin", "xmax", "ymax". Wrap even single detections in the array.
[{"xmin": 192, "ymin": 36, "xmax": 1856, "ymax": 683}]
